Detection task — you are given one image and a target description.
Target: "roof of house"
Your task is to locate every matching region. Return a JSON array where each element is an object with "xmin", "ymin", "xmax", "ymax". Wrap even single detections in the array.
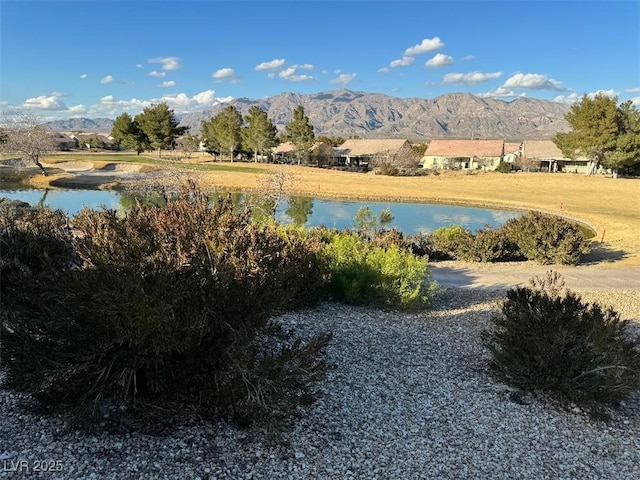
[
  {"xmin": 272, "ymin": 141, "xmax": 296, "ymax": 154},
  {"xmin": 522, "ymin": 140, "xmax": 570, "ymax": 159},
  {"xmin": 504, "ymin": 142, "xmax": 522, "ymax": 154},
  {"xmin": 335, "ymin": 138, "xmax": 410, "ymax": 156},
  {"xmin": 424, "ymin": 139, "xmax": 504, "ymax": 157}
]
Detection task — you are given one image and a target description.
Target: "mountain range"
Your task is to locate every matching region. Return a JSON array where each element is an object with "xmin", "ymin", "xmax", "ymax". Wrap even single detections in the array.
[{"xmin": 45, "ymin": 89, "xmax": 572, "ymax": 141}]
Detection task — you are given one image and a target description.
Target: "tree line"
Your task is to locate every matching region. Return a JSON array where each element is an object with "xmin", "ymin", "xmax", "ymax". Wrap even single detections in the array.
[{"xmin": 110, "ymin": 103, "xmax": 330, "ymax": 163}]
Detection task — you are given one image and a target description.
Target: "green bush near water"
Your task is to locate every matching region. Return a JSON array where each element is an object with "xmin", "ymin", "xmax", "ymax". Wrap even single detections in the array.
[
  {"xmin": 319, "ymin": 230, "xmax": 437, "ymax": 310},
  {"xmin": 406, "ymin": 210, "xmax": 590, "ymax": 265}
]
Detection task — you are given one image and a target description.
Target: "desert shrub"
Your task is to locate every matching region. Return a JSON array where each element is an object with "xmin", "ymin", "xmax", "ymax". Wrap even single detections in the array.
[
  {"xmin": 462, "ymin": 226, "xmax": 522, "ymax": 262},
  {"xmin": 370, "ymin": 228, "xmax": 408, "ymax": 250},
  {"xmin": 482, "ymin": 272, "xmax": 640, "ymax": 415},
  {"xmin": 1, "ymin": 184, "xmax": 330, "ymax": 429},
  {"xmin": 429, "ymin": 224, "xmax": 475, "ymax": 260},
  {"xmin": 0, "ymin": 202, "xmax": 75, "ymax": 300},
  {"xmin": 405, "ymin": 233, "xmax": 437, "ymax": 258},
  {"xmin": 502, "ymin": 211, "xmax": 590, "ymax": 265},
  {"xmin": 495, "ymin": 160, "xmax": 512, "ymax": 173},
  {"xmin": 321, "ymin": 231, "xmax": 436, "ymax": 310}
]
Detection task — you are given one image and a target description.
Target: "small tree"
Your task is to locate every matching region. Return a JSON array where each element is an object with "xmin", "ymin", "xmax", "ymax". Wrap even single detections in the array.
[
  {"xmin": 282, "ymin": 106, "xmax": 315, "ymax": 165},
  {"xmin": 353, "ymin": 206, "xmax": 395, "ymax": 237},
  {"xmin": 201, "ymin": 106, "xmax": 243, "ymax": 162},
  {"xmin": 242, "ymin": 106, "xmax": 278, "ymax": 162},
  {"xmin": 175, "ymin": 134, "xmax": 200, "ymax": 159},
  {"xmin": 0, "ymin": 113, "xmax": 58, "ymax": 175},
  {"xmin": 135, "ymin": 103, "xmax": 188, "ymax": 158},
  {"xmin": 111, "ymin": 112, "xmax": 149, "ymax": 155}
]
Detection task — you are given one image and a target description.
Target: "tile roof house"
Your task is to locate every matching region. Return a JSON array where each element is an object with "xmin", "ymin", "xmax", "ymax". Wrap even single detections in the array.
[
  {"xmin": 421, "ymin": 139, "xmax": 505, "ymax": 170},
  {"xmin": 521, "ymin": 140, "xmax": 592, "ymax": 173},
  {"xmin": 333, "ymin": 139, "xmax": 413, "ymax": 167}
]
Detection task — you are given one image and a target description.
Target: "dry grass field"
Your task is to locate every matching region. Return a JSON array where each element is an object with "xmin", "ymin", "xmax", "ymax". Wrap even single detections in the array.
[{"xmin": 25, "ymin": 156, "xmax": 640, "ymax": 267}]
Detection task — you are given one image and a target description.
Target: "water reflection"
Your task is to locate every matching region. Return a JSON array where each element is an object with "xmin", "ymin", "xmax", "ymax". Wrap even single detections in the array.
[{"xmin": 0, "ymin": 189, "xmax": 522, "ymax": 234}]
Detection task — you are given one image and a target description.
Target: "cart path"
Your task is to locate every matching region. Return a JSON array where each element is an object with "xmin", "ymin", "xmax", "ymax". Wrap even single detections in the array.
[{"xmin": 430, "ymin": 261, "xmax": 640, "ymax": 291}]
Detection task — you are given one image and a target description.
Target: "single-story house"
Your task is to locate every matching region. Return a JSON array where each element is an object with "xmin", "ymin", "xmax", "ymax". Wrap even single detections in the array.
[
  {"xmin": 55, "ymin": 133, "xmax": 77, "ymax": 150},
  {"xmin": 521, "ymin": 140, "xmax": 592, "ymax": 174},
  {"xmin": 333, "ymin": 138, "xmax": 413, "ymax": 167},
  {"xmin": 421, "ymin": 139, "xmax": 505, "ymax": 170}
]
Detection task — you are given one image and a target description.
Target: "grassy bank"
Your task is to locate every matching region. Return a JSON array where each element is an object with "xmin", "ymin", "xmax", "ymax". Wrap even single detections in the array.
[{"xmin": 23, "ymin": 154, "xmax": 640, "ymax": 267}]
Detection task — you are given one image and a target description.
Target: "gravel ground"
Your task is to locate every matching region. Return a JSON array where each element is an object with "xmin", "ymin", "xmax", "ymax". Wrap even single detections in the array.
[{"xmin": 1, "ymin": 287, "xmax": 639, "ymax": 479}]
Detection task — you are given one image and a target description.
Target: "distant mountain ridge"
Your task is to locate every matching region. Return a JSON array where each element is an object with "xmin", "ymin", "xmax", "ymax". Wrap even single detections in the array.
[{"xmin": 45, "ymin": 89, "xmax": 571, "ymax": 141}]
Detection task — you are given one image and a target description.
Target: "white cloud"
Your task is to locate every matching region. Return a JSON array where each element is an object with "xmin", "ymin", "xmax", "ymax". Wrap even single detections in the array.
[
  {"xmin": 321, "ymin": 69, "xmax": 328, "ymax": 75},
  {"xmin": 293, "ymin": 63, "xmax": 313, "ymax": 70},
  {"xmin": 443, "ymin": 71, "xmax": 502, "ymax": 84},
  {"xmin": 149, "ymin": 71, "xmax": 166, "ymax": 78},
  {"xmin": 478, "ymin": 86, "xmax": 516, "ymax": 98},
  {"xmin": 587, "ymin": 89, "xmax": 619, "ymax": 99},
  {"xmin": 630, "ymin": 97, "xmax": 640, "ymax": 107},
  {"xmin": 95, "ymin": 90, "xmax": 231, "ymax": 116},
  {"xmin": 330, "ymin": 73, "xmax": 357, "ymax": 85},
  {"xmin": 255, "ymin": 58, "xmax": 285, "ymax": 71},
  {"xmin": 625, "ymin": 87, "xmax": 640, "ymax": 93},
  {"xmin": 212, "ymin": 68, "xmax": 239, "ymax": 83},
  {"xmin": 22, "ymin": 93, "xmax": 68, "ymax": 111},
  {"xmin": 503, "ymin": 73, "xmax": 565, "ymax": 91},
  {"xmin": 377, "ymin": 67, "xmax": 390, "ymax": 73},
  {"xmin": 279, "ymin": 67, "xmax": 314, "ymax": 82},
  {"xmin": 148, "ymin": 56, "xmax": 181, "ymax": 71},
  {"xmin": 68, "ymin": 104, "xmax": 86, "ymax": 114},
  {"xmin": 267, "ymin": 72, "xmax": 275, "ymax": 79},
  {"xmin": 135, "ymin": 64, "xmax": 144, "ymax": 69},
  {"xmin": 425, "ymin": 53, "xmax": 453, "ymax": 68},
  {"xmin": 389, "ymin": 56, "xmax": 414, "ymax": 68},
  {"xmin": 80, "ymin": 73, "xmax": 88, "ymax": 79},
  {"xmin": 100, "ymin": 75, "xmax": 114, "ymax": 84},
  {"xmin": 553, "ymin": 93, "xmax": 580, "ymax": 104},
  {"xmin": 462, "ymin": 55, "xmax": 475, "ymax": 61},
  {"xmin": 160, "ymin": 81, "xmax": 176, "ymax": 88},
  {"xmin": 404, "ymin": 37, "xmax": 444, "ymax": 55}
]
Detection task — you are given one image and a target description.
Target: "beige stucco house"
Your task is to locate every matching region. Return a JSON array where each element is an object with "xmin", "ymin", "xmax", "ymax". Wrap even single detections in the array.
[
  {"xmin": 521, "ymin": 140, "xmax": 592, "ymax": 173},
  {"xmin": 421, "ymin": 139, "xmax": 505, "ymax": 170}
]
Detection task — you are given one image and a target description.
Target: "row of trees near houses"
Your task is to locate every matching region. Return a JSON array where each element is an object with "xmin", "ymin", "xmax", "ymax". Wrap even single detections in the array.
[{"xmin": 111, "ymin": 102, "xmax": 323, "ymax": 163}]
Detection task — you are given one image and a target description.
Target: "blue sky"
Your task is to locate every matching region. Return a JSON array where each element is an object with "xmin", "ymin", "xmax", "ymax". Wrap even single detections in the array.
[{"xmin": 1, "ymin": 0, "xmax": 639, "ymax": 121}]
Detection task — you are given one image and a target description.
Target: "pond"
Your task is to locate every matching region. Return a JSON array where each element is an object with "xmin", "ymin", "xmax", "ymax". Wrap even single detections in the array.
[{"xmin": 0, "ymin": 188, "xmax": 522, "ymax": 235}]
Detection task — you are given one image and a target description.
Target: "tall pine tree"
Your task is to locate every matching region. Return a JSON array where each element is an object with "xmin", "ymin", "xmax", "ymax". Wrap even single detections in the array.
[
  {"xmin": 283, "ymin": 106, "xmax": 315, "ymax": 165},
  {"xmin": 242, "ymin": 106, "xmax": 277, "ymax": 162}
]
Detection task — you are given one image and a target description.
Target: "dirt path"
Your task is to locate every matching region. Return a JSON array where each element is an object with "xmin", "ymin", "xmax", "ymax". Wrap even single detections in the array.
[{"xmin": 430, "ymin": 260, "xmax": 640, "ymax": 291}]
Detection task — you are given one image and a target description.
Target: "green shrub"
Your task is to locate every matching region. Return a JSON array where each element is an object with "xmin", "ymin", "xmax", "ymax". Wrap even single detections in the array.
[
  {"xmin": 321, "ymin": 231, "xmax": 436, "ymax": 310},
  {"xmin": 462, "ymin": 226, "xmax": 522, "ymax": 262},
  {"xmin": 495, "ymin": 160, "xmax": 512, "ymax": 173},
  {"xmin": 430, "ymin": 224, "xmax": 475, "ymax": 260},
  {"xmin": 503, "ymin": 211, "xmax": 591, "ymax": 265},
  {"xmin": 482, "ymin": 272, "xmax": 640, "ymax": 415},
  {"xmin": 1, "ymin": 184, "xmax": 330, "ymax": 429}
]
